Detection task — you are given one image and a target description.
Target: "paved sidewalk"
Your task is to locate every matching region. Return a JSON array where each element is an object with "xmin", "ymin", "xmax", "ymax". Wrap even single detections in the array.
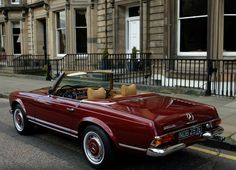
[
  {"xmin": 0, "ymin": 73, "xmax": 235, "ymax": 150},
  {"xmin": 0, "ymin": 73, "xmax": 51, "ymax": 97}
]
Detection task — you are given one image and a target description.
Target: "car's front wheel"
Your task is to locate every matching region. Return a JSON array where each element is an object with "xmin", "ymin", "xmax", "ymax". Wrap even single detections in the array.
[
  {"xmin": 82, "ymin": 125, "xmax": 115, "ymax": 169},
  {"xmin": 13, "ymin": 104, "xmax": 31, "ymax": 135}
]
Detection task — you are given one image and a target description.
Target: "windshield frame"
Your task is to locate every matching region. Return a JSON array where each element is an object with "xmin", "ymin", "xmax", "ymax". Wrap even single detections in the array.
[{"xmin": 49, "ymin": 71, "xmax": 113, "ymax": 96}]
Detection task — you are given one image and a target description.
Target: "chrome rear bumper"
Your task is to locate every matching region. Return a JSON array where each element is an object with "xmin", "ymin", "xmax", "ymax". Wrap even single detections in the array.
[
  {"xmin": 147, "ymin": 143, "xmax": 186, "ymax": 157},
  {"xmin": 147, "ymin": 126, "xmax": 224, "ymax": 157},
  {"xmin": 202, "ymin": 126, "xmax": 224, "ymax": 139}
]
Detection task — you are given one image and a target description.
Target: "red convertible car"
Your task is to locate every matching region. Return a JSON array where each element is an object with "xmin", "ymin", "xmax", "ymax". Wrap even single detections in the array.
[{"xmin": 9, "ymin": 71, "xmax": 223, "ymax": 169}]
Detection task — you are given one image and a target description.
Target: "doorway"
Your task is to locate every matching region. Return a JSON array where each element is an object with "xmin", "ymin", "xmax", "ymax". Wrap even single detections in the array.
[
  {"xmin": 126, "ymin": 6, "xmax": 140, "ymax": 54},
  {"xmin": 35, "ymin": 19, "xmax": 47, "ymax": 60}
]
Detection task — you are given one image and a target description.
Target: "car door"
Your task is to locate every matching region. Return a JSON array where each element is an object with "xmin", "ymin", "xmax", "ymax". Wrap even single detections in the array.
[{"xmin": 32, "ymin": 95, "xmax": 80, "ymax": 137}]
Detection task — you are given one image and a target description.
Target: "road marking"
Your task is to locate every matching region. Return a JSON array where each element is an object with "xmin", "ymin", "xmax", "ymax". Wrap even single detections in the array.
[{"xmin": 189, "ymin": 146, "xmax": 236, "ymax": 161}]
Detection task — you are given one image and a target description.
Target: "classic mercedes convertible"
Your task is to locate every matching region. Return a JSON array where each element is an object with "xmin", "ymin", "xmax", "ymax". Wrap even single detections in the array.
[{"xmin": 9, "ymin": 71, "xmax": 223, "ymax": 169}]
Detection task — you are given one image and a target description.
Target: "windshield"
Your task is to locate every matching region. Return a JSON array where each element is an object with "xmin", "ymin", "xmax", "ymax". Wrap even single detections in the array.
[{"xmin": 59, "ymin": 71, "xmax": 111, "ymax": 89}]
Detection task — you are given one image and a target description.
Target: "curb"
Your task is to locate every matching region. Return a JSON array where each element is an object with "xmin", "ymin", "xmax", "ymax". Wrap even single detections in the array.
[{"xmin": 200, "ymin": 139, "xmax": 236, "ymax": 152}]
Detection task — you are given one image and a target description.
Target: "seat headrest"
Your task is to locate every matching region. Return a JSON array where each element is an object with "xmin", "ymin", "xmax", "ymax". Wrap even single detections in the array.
[
  {"xmin": 87, "ymin": 87, "xmax": 106, "ymax": 100},
  {"xmin": 121, "ymin": 84, "xmax": 137, "ymax": 96}
]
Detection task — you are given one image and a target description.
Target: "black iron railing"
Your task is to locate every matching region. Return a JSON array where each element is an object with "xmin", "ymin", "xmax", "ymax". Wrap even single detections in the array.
[
  {"xmin": 113, "ymin": 58, "xmax": 235, "ymax": 97},
  {"xmin": 13, "ymin": 55, "xmax": 46, "ymax": 73},
  {"xmin": 0, "ymin": 54, "xmax": 235, "ymax": 97},
  {"xmin": 0, "ymin": 55, "xmax": 47, "ymax": 73},
  {"xmin": 0, "ymin": 55, "xmax": 15, "ymax": 67},
  {"xmin": 49, "ymin": 53, "xmax": 151, "ymax": 75},
  {"xmin": 210, "ymin": 60, "xmax": 236, "ymax": 96},
  {"xmin": 109, "ymin": 58, "xmax": 236, "ymax": 97}
]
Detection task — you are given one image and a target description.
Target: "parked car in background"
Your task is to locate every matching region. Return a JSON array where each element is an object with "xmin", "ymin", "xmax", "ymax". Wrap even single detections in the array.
[{"xmin": 9, "ymin": 71, "xmax": 223, "ymax": 169}]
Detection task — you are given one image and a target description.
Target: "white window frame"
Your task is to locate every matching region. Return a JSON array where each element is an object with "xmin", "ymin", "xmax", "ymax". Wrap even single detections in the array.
[
  {"xmin": 11, "ymin": 0, "xmax": 20, "ymax": 5},
  {"xmin": 56, "ymin": 11, "xmax": 66, "ymax": 57},
  {"xmin": 223, "ymin": 13, "xmax": 236, "ymax": 56},
  {"xmin": 177, "ymin": 0, "xmax": 207, "ymax": 57}
]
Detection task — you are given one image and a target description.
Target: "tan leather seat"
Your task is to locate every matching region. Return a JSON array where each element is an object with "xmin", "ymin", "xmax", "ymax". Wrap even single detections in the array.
[
  {"xmin": 87, "ymin": 87, "xmax": 106, "ymax": 100},
  {"xmin": 113, "ymin": 84, "xmax": 137, "ymax": 98},
  {"xmin": 121, "ymin": 84, "xmax": 137, "ymax": 96}
]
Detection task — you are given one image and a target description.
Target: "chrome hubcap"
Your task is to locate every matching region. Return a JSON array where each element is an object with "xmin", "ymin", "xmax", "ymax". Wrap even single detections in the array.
[
  {"xmin": 83, "ymin": 131, "xmax": 105, "ymax": 165},
  {"xmin": 13, "ymin": 108, "xmax": 24, "ymax": 132}
]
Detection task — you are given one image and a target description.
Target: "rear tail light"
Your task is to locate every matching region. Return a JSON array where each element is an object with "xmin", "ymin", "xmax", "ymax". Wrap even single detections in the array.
[
  {"xmin": 211, "ymin": 119, "xmax": 222, "ymax": 127},
  {"xmin": 151, "ymin": 134, "xmax": 175, "ymax": 147}
]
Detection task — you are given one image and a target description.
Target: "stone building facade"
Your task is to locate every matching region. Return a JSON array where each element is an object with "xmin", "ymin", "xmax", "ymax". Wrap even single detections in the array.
[
  {"xmin": 0, "ymin": 0, "xmax": 235, "ymax": 60},
  {"xmin": 0, "ymin": 0, "xmax": 166, "ymax": 58}
]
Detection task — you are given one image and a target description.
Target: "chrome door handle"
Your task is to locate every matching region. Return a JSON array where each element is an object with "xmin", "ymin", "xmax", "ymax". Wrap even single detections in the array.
[{"xmin": 66, "ymin": 108, "xmax": 75, "ymax": 112}]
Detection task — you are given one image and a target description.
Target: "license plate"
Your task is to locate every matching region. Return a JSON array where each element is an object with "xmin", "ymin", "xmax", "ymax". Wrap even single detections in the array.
[{"xmin": 178, "ymin": 126, "xmax": 202, "ymax": 140}]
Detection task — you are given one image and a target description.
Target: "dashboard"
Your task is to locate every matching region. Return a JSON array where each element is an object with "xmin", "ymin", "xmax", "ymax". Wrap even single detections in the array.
[{"xmin": 56, "ymin": 86, "xmax": 88, "ymax": 100}]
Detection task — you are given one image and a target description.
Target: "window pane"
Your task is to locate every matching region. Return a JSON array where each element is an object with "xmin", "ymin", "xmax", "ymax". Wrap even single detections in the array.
[
  {"xmin": 57, "ymin": 11, "xmax": 66, "ymax": 54},
  {"xmin": 0, "ymin": 24, "xmax": 4, "ymax": 48},
  {"xmin": 13, "ymin": 27, "xmax": 20, "ymax": 34},
  {"xmin": 12, "ymin": 23, "xmax": 21, "ymax": 54},
  {"xmin": 225, "ymin": 0, "xmax": 236, "ymax": 14},
  {"xmin": 76, "ymin": 28, "xmax": 87, "ymax": 53},
  {"xmin": 13, "ymin": 23, "xmax": 20, "ymax": 34},
  {"xmin": 180, "ymin": 18, "xmax": 207, "ymax": 52},
  {"xmin": 180, "ymin": 0, "xmax": 207, "ymax": 17},
  {"xmin": 0, "ymin": 28, "xmax": 2, "ymax": 48},
  {"xmin": 129, "ymin": 6, "xmax": 140, "ymax": 17},
  {"xmin": 13, "ymin": 35, "xmax": 21, "ymax": 54},
  {"xmin": 224, "ymin": 16, "xmax": 236, "ymax": 51},
  {"xmin": 2, "ymin": 24, "xmax": 5, "ymax": 35},
  {"xmin": 58, "ymin": 29, "xmax": 66, "ymax": 54},
  {"xmin": 57, "ymin": 11, "xmax": 66, "ymax": 28},
  {"xmin": 76, "ymin": 10, "xmax": 86, "ymax": 27},
  {"xmin": 76, "ymin": 10, "xmax": 87, "ymax": 53}
]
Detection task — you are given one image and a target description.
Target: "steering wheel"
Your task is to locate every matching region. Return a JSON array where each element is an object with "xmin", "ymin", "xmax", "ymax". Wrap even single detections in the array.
[
  {"xmin": 56, "ymin": 85, "xmax": 74, "ymax": 96},
  {"xmin": 63, "ymin": 91, "xmax": 77, "ymax": 99},
  {"xmin": 60, "ymin": 85, "xmax": 74, "ymax": 90}
]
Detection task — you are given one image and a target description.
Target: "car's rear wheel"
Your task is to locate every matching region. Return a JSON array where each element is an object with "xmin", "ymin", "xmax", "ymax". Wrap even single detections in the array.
[
  {"xmin": 82, "ymin": 125, "xmax": 114, "ymax": 169},
  {"xmin": 13, "ymin": 104, "xmax": 31, "ymax": 135}
]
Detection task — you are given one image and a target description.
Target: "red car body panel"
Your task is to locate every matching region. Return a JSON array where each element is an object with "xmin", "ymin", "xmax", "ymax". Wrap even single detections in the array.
[{"xmin": 9, "ymin": 85, "xmax": 222, "ymax": 155}]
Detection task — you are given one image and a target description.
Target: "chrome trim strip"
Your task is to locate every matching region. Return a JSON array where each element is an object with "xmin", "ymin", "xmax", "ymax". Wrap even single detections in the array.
[
  {"xmin": 80, "ymin": 100, "xmax": 116, "ymax": 105},
  {"xmin": 26, "ymin": 115, "xmax": 78, "ymax": 135},
  {"xmin": 117, "ymin": 95, "xmax": 156, "ymax": 103},
  {"xmin": 118, "ymin": 143, "xmax": 147, "ymax": 152},
  {"xmin": 28, "ymin": 119, "xmax": 78, "ymax": 138}
]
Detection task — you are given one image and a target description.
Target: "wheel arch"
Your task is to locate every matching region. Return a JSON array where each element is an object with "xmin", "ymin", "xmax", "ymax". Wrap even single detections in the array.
[
  {"xmin": 78, "ymin": 117, "xmax": 118, "ymax": 147},
  {"xmin": 11, "ymin": 99, "xmax": 26, "ymax": 113}
]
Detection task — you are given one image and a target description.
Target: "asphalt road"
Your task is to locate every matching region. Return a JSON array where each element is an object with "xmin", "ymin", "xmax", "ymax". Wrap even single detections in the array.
[{"xmin": 0, "ymin": 98, "xmax": 236, "ymax": 170}]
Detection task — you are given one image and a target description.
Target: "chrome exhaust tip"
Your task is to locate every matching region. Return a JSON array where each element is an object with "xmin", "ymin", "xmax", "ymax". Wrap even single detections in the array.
[
  {"xmin": 202, "ymin": 132, "xmax": 213, "ymax": 138},
  {"xmin": 213, "ymin": 135, "xmax": 225, "ymax": 141}
]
